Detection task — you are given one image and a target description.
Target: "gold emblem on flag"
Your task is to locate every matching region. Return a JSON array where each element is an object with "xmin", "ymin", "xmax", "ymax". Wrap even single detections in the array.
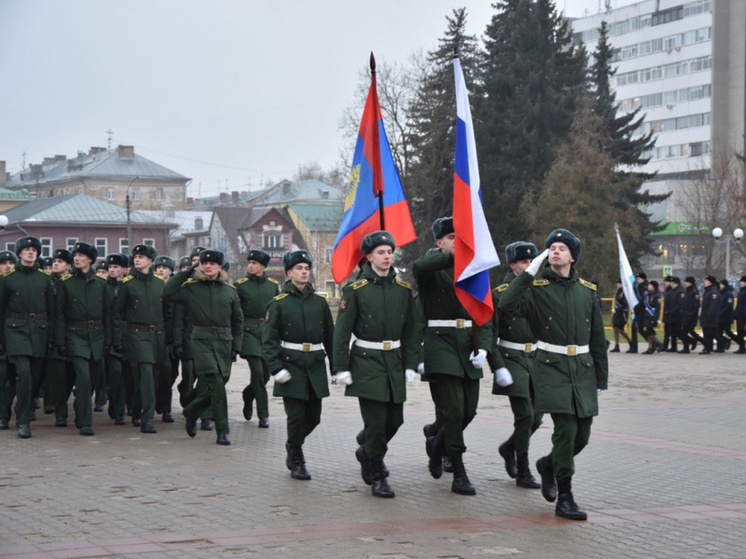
[{"xmin": 345, "ymin": 164, "xmax": 361, "ymax": 211}]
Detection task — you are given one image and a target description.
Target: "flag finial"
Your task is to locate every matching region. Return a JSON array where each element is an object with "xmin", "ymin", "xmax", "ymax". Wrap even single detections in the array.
[{"xmin": 370, "ymin": 52, "xmax": 376, "ymax": 75}]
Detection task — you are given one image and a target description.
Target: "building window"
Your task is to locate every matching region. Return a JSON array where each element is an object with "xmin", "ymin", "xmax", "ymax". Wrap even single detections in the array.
[
  {"xmin": 156, "ymin": 188, "xmax": 164, "ymax": 201},
  {"xmin": 6, "ymin": 242, "xmax": 14, "ymax": 251},
  {"xmin": 325, "ymin": 248, "xmax": 333, "ymax": 263},
  {"xmin": 95, "ymin": 238, "xmax": 107, "ymax": 256},
  {"xmin": 119, "ymin": 238, "xmax": 129, "ymax": 253},
  {"xmin": 107, "ymin": 187, "xmax": 116, "ymax": 201},
  {"xmin": 132, "ymin": 187, "xmax": 140, "ymax": 201},
  {"xmin": 265, "ymin": 234, "xmax": 281, "ymax": 249},
  {"xmin": 40, "ymin": 238, "xmax": 52, "ymax": 258},
  {"xmin": 325, "ymin": 280, "xmax": 336, "ymax": 298},
  {"xmin": 66, "ymin": 237, "xmax": 78, "ymax": 251},
  {"xmin": 143, "ymin": 238, "xmax": 155, "ymax": 249}
]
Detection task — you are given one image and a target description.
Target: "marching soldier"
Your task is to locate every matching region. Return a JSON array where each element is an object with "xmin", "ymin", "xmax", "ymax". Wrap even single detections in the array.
[
  {"xmin": 112, "ymin": 244, "xmax": 166, "ymax": 434},
  {"xmin": 163, "ymin": 249, "xmax": 242, "ymax": 446},
  {"xmin": 333, "ymin": 231, "xmax": 418, "ymax": 498},
  {"xmin": 681, "ymin": 277, "xmax": 702, "ymax": 352},
  {"xmin": 235, "ymin": 249, "xmax": 279, "ymax": 428},
  {"xmin": 263, "ymin": 250, "xmax": 333, "ymax": 480},
  {"xmin": 0, "ymin": 250, "xmax": 19, "ymax": 430},
  {"xmin": 0, "ymin": 238, "xmax": 54, "ymax": 438},
  {"xmin": 54, "ymin": 242, "xmax": 107, "ymax": 436},
  {"xmin": 412, "ymin": 217, "xmax": 492, "ymax": 496},
  {"xmin": 489, "ymin": 241, "xmax": 542, "ymax": 490},
  {"xmin": 499, "ymin": 229, "xmax": 608, "ymax": 520},
  {"xmin": 154, "ymin": 255, "xmax": 178, "ymax": 423},
  {"xmin": 103, "ymin": 253, "xmax": 129, "ymax": 425}
]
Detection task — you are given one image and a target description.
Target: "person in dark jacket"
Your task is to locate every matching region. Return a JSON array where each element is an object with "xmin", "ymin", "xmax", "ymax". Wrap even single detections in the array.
[
  {"xmin": 642, "ymin": 281, "xmax": 662, "ymax": 354},
  {"xmin": 680, "ymin": 277, "xmax": 702, "ymax": 353},
  {"xmin": 734, "ymin": 276, "xmax": 746, "ymax": 354},
  {"xmin": 717, "ymin": 280, "xmax": 738, "ymax": 351},
  {"xmin": 610, "ymin": 280, "xmax": 632, "ymax": 352},
  {"xmin": 699, "ymin": 276, "xmax": 721, "ymax": 354},
  {"xmin": 661, "ymin": 276, "xmax": 673, "ymax": 351},
  {"xmin": 667, "ymin": 277, "xmax": 685, "ymax": 352},
  {"xmin": 627, "ymin": 273, "xmax": 648, "ymax": 353}
]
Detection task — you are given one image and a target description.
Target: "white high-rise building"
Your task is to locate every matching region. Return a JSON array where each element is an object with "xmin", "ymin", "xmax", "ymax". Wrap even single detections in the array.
[{"xmin": 570, "ymin": 0, "xmax": 746, "ymax": 278}]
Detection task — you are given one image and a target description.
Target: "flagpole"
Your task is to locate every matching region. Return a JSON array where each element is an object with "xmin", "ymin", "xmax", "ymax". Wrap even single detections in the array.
[{"xmin": 370, "ymin": 52, "xmax": 385, "ymax": 230}]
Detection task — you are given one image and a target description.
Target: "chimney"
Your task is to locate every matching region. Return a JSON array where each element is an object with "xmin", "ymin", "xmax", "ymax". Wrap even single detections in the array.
[
  {"xmin": 282, "ymin": 180, "xmax": 291, "ymax": 196},
  {"xmin": 232, "ymin": 191, "xmax": 239, "ymax": 200},
  {"xmin": 117, "ymin": 145, "xmax": 135, "ymax": 159},
  {"xmin": 54, "ymin": 155, "xmax": 66, "ymax": 162},
  {"xmin": 195, "ymin": 216, "xmax": 204, "ymax": 230},
  {"xmin": 187, "ymin": 196, "xmax": 194, "ymax": 205},
  {"xmin": 43, "ymin": 157, "xmax": 55, "ymax": 165},
  {"xmin": 219, "ymin": 192, "xmax": 228, "ymax": 201},
  {"xmin": 0, "ymin": 161, "xmax": 6, "ymax": 187},
  {"xmin": 89, "ymin": 146, "xmax": 106, "ymax": 155}
]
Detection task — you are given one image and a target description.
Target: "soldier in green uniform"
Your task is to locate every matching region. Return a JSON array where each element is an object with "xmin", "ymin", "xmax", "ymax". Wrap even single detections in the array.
[
  {"xmin": 489, "ymin": 241, "xmax": 542, "ymax": 489},
  {"xmin": 263, "ymin": 250, "xmax": 334, "ymax": 480},
  {"xmin": 163, "ymin": 249, "xmax": 242, "ymax": 446},
  {"xmin": 0, "ymin": 250, "xmax": 19, "ymax": 430},
  {"xmin": 112, "ymin": 244, "xmax": 166, "ymax": 434},
  {"xmin": 412, "ymin": 218, "xmax": 492, "ymax": 496},
  {"xmin": 235, "ymin": 249, "xmax": 278, "ymax": 428},
  {"xmin": 54, "ymin": 242, "xmax": 107, "ymax": 436},
  {"xmin": 333, "ymin": 231, "xmax": 418, "ymax": 498},
  {"xmin": 154, "ymin": 255, "xmax": 178, "ymax": 423},
  {"xmin": 498, "ymin": 229, "xmax": 608, "ymax": 520},
  {"xmin": 0, "ymin": 238, "xmax": 54, "ymax": 438},
  {"xmin": 103, "ymin": 253, "xmax": 129, "ymax": 425}
]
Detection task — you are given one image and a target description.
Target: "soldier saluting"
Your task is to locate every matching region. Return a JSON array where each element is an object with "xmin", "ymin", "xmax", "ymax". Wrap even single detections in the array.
[
  {"xmin": 263, "ymin": 250, "xmax": 334, "ymax": 480},
  {"xmin": 333, "ymin": 231, "xmax": 418, "ymax": 498},
  {"xmin": 499, "ymin": 229, "xmax": 608, "ymax": 521}
]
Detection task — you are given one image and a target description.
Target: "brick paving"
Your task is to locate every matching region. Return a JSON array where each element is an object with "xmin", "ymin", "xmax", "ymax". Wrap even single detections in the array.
[{"xmin": 1, "ymin": 346, "xmax": 745, "ymax": 558}]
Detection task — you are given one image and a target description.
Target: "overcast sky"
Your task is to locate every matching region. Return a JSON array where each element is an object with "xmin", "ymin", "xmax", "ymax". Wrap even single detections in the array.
[{"xmin": 0, "ymin": 0, "xmax": 638, "ymax": 199}]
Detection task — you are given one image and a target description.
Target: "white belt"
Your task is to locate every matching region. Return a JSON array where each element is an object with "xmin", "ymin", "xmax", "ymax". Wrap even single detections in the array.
[
  {"xmin": 498, "ymin": 339, "xmax": 536, "ymax": 353},
  {"xmin": 428, "ymin": 319, "xmax": 473, "ymax": 329},
  {"xmin": 355, "ymin": 339, "xmax": 401, "ymax": 351},
  {"xmin": 281, "ymin": 341, "xmax": 324, "ymax": 352},
  {"xmin": 536, "ymin": 341, "xmax": 590, "ymax": 356}
]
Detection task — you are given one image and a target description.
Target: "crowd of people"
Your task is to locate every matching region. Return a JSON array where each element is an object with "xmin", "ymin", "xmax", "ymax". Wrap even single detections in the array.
[
  {"xmin": 1, "ymin": 221, "xmax": 613, "ymax": 522},
  {"xmin": 610, "ymin": 273, "xmax": 745, "ymax": 355}
]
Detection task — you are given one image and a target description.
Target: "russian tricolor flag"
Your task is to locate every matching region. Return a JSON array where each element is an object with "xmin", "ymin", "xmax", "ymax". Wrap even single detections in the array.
[
  {"xmin": 331, "ymin": 55, "xmax": 416, "ymax": 284},
  {"xmin": 453, "ymin": 57, "xmax": 500, "ymax": 325}
]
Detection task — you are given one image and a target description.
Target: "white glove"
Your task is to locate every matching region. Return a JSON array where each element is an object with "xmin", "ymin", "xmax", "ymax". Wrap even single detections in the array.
[
  {"xmin": 525, "ymin": 249, "xmax": 550, "ymax": 276},
  {"xmin": 469, "ymin": 349, "xmax": 487, "ymax": 369},
  {"xmin": 274, "ymin": 369, "xmax": 292, "ymax": 384},
  {"xmin": 494, "ymin": 367, "xmax": 514, "ymax": 387},
  {"xmin": 405, "ymin": 369, "xmax": 416, "ymax": 383},
  {"xmin": 417, "ymin": 362, "xmax": 425, "ymax": 374},
  {"xmin": 333, "ymin": 371, "xmax": 353, "ymax": 385}
]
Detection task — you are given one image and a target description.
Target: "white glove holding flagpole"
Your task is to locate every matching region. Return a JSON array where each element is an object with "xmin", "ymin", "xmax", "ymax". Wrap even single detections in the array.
[
  {"xmin": 525, "ymin": 249, "xmax": 550, "ymax": 276},
  {"xmin": 274, "ymin": 369, "xmax": 292, "ymax": 384},
  {"xmin": 469, "ymin": 349, "xmax": 487, "ymax": 369},
  {"xmin": 494, "ymin": 367, "xmax": 514, "ymax": 387}
]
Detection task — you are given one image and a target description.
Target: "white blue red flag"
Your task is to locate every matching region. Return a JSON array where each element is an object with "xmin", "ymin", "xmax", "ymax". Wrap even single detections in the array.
[
  {"xmin": 452, "ymin": 57, "xmax": 500, "ymax": 326},
  {"xmin": 615, "ymin": 224, "xmax": 639, "ymax": 308}
]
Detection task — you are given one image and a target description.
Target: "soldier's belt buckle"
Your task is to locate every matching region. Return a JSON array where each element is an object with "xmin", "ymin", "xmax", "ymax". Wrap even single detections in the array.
[
  {"xmin": 383, "ymin": 341, "xmax": 392, "ymax": 351},
  {"xmin": 525, "ymin": 343, "xmax": 533, "ymax": 352},
  {"xmin": 456, "ymin": 319, "xmax": 465, "ymax": 328},
  {"xmin": 302, "ymin": 343, "xmax": 312, "ymax": 352},
  {"xmin": 28, "ymin": 313, "xmax": 37, "ymax": 321},
  {"xmin": 87, "ymin": 320, "xmax": 96, "ymax": 328},
  {"xmin": 567, "ymin": 345, "xmax": 577, "ymax": 356}
]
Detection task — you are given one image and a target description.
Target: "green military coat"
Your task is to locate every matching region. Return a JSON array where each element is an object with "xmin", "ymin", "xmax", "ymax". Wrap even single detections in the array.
[
  {"xmin": 103, "ymin": 277, "xmax": 126, "ymax": 359},
  {"xmin": 412, "ymin": 250, "xmax": 491, "ymax": 379},
  {"xmin": 234, "ymin": 272, "xmax": 279, "ymax": 358},
  {"xmin": 171, "ymin": 301, "xmax": 193, "ymax": 359},
  {"xmin": 263, "ymin": 281, "xmax": 333, "ymax": 401},
  {"xmin": 333, "ymin": 264, "xmax": 418, "ymax": 404},
  {"xmin": 112, "ymin": 268, "xmax": 167, "ymax": 364},
  {"xmin": 0, "ymin": 264, "xmax": 54, "ymax": 357},
  {"xmin": 498, "ymin": 266, "xmax": 608, "ymax": 418},
  {"xmin": 162, "ymin": 269, "xmax": 242, "ymax": 379},
  {"xmin": 488, "ymin": 272, "xmax": 537, "ymax": 398},
  {"xmin": 54, "ymin": 267, "xmax": 107, "ymax": 361}
]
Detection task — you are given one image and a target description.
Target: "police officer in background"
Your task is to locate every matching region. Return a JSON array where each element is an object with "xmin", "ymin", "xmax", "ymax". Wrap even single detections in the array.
[
  {"xmin": 0, "ymin": 238, "xmax": 54, "ymax": 439},
  {"xmin": 413, "ymin": 217, "xmax": 492, "ymax": 496},
  {"xmin": 641, "ymin": 281, "xmax": 662, "ymax": 354},
  {"xmin": 680, "ymin": 277, "xmax": 702, "ymax": 353},
  {"xmin": 610, "ymin": 279, "xmax": 632, "ymax": 352},
  {"xmin": 333, "ymin": 231, "xmax": 418, "ymax": 498},
  {"xmin": 235, "ymin": 249, "xmax": 279, "ymax": 428},
  {"xmin": 54, "ymin": 242, "xmax": 107, "ymax": 436},
  {"xmin": 667, "ymin": 277, "xmax": 685, "ymax": 352},
  {"xmin": 734, "ymin": 276, "xmax": 746, "ymax": 354},
  {"xmin": 489, "ymin": 241, "xmax": 542, "ymax": 490},
  {"xmin": 627, "ymin": 272, "xmax": 648, "ymax": 353},
  {"xmin": 499, "ymin": 229, "xmax": 608, "ymax": 521},
  {"xmin": 0, "ymin": 250, "xmax": 19, "ymax": 430},
  {"xmin": 661, "ymin": 276, "xmax": 674, "ymax": 351},
  {"xmin": 163, "ymin": 249, "xmax": 242, "ymax": 446},
  {"xmin": 263, "ymin": 250, "xmax": 334, "ymax": 480},
  {"xmin": 103, "ymin": 253, "xmax": 129, "ymax": 425},
  {"xmin": 699, "ymin": 276, "xmax": 721, "ymax": 355},
  {"xmin": 717, "ymin": 279, "xmax": 738, "ymax": 352}
]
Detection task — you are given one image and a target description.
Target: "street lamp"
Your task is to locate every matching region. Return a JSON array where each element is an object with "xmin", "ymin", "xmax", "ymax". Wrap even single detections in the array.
[{"xmin": 712, "ymin": 227, "xmax": 744, "ymax": 280}]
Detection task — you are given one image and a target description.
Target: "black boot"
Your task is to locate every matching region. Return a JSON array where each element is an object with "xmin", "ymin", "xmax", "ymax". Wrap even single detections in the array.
[
  {"xmin": 184, "ymin": 412, "xmax": 197, "ymax": 438},
  {"xmin": 536, "ymin": 455, "xmax": 557, "ymax": 502},
  {"xmin": 555, "ymin": 477, "xmax": 587, "ymax": 520},
  {"xmin": 356, "ymin": 429, "xmax": 365, "ymax": 446},
  {"xmin": 442, "ymin": 455, "xmax": 453, "ymax": 473},
  {"xmin": 609, "ymin": 344, "xmax": 620, "ymax": 353},
  {"xmin": 515, "ymin": 452, "xmax": 540, "ymax": 489},
  {"xmin": 422, "ymin": 422, "xmax": 438, "ymax": 438},
  {"xmin": 290, "ymin": 444, "xmax": 311, "ymax": 480},
  {"xmin": 370, "ymin": 459, "xmax": 395, "ymax": 498},
  {"xmin": 498, "ymin": 436, "xmax": 517, "ymax": 479},
  {"xmin": 450, "ymin": 453, "xmax": 476, "ymax": 495},
  {"xmin": 426, "ymin": 434, "xmax": 444, "ymax": 479},
  {"xmin": 355, "ymin": 445, "xmax": 373, "ymax": 485}
]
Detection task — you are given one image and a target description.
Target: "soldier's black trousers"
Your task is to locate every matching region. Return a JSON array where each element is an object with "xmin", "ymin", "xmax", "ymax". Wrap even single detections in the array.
[
  {"xmin": 8, "ymin": 356, "xmax": 43, "ymax": 425},
  {"xmin": 186, "ymin": 371, "xmax": 229, "ymax": 434},
  {"xmin": 508, "ymin": 395, "xmax": 543, "ymax": 454},
  {"xmin": 358, "ymin": 397, "xmax": 404, "ymax": 461},
  {"xmin": 283, "ymin": 395, "xmax": 322, "ymax": 449},
  {"xmin": 106, "ymin": 355, "xmax": 126, "ymax": 420},
  {"xmin": 45, "ymin": 358, "xmax": 74, "ymax": 419},
  {"xmin": 71, "ymin": 356, "xmax": 103, "ymax": 429},
  {"xmin": 243, "ymin": 355, "xmax": 269, "ymax": 419},
  {"xmin": 550, "ymin": 413, "xmax": 593, "ymax": 480},
  {"xmin": 432, "ymin": 374, "xmax": 479, "ymax": 455}
]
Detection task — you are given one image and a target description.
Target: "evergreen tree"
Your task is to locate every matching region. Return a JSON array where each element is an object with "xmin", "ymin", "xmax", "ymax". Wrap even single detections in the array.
[{"xmin": 478, "ymin": 0, "xmax": 588, "ymax": 247}]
